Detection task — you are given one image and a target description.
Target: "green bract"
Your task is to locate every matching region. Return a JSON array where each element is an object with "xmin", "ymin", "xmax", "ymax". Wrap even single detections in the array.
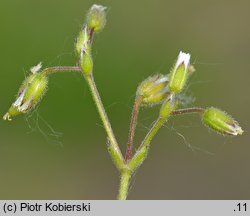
[{"xmin": 202, "ymin": 107, "xmax": 243, "ymax": 136}]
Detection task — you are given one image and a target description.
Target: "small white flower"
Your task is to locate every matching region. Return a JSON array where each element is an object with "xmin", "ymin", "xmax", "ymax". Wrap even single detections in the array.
[{"xmin": 169, "ymin": 51, "xmax": 191, "ymax": 93}]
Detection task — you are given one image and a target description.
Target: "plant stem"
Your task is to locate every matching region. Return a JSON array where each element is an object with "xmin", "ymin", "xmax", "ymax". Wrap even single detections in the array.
[
  {"xmin": 42, "ymin": 66, "xmax": 81, "ymax": 76},
  {"xmin": 42, "ymin": 66, "xmax": 125, "ymax": 166},
  {"xmin": 117, "ymin": 169, "xmax": 131, "ymax": 200},
  {"xmin": 85, "ymin": 74, "xmax": 124, "ymax": 164},
  {"xmin": 129, "ymin": 106, "xmax": 205, "ymax": 166},
  {"xmin": 89, "ymin": 28, "xmax": 95, "ymax": 44},
  {"xmin": 137, "ymin": 107, "xmax": 205, "ymax": 151},
  {"xmin": 139, "ymin": 117, "xmax": 166, "ymax": 150},
  {"xmin": 171, "ymin": 107, "xmax": 204, "ymax": 115},
  {"xmin": 125, "ymin": 96, "xmax": 142, "ymax": 162}
]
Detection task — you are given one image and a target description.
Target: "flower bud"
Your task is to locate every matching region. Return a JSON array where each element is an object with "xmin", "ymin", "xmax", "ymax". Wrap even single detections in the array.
[
  {"xmin": 169, "ymin": 51, "xmax": 191, "ymax": 93},
  {"xmin": 137, "ymin": 74, "xmax": 170, "ymax": 106},
  {"xmin": 159, "ymin": 96, "xmax": 178, "ymax": 118},
  {"xmin": 80, "ymin": 51, "xmax": 93, "ymax": 76},
  {"xmin": 75, "ymin": 25, "xmax": 90, "ymax": 58},
  {"xmin": 202, "ymin": 107, "xmax": 243, "ymax": 136},
  {"xmin": 75, "ymin": 26, "xmax": 93, "ymax": 76},
  {"xmin": 3, "ymin": 67, "xmax": 48, "ymax": 121},
  {"xmin": 87, "ymin": 4, "xmax": 107, "ymax": 33}
]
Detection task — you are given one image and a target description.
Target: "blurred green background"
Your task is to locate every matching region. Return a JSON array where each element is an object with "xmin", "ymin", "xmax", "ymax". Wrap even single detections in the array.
[{"xmin": 0, "ymin": 0, "xmax": 249, "ymax": 199}]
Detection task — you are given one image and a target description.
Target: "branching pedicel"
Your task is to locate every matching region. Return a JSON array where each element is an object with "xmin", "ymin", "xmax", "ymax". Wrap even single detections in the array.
[{"xmin": 3, "ymin": 4, "xmax": 243, "ymax": 200}]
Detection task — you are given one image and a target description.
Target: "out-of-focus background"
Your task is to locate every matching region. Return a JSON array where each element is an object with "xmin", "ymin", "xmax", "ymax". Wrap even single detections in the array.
[{"xmin": 0, "ymin": 0, "xmax": 249, "ymax": 199}]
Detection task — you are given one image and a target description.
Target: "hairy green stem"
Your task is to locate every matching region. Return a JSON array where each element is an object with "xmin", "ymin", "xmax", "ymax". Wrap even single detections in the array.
[
  {"xmin": 171, "ymin": 107, "xmax": 204, "ymax": 116},
  {"xmin": 85, "ymin": 74, "xmax": 124, "ymax": 166},
  {"xmin": 119, "ymin": 117, "xmax": 166, "ymax": 200},
  {"xmin": 42, "ymin": 66, "xmax": 124, "ymax": 166},
  {"xmin": 117, "ymin": 169, "xmax": 131, "ymax": 200},
  {"xmin": 120, "ymin": 106, "xmax": 205, "ymax": 199},
  {"xmin": 140, "ymin": 117, "xmax": 166, "ymax": 150},
  {"xmin": 135, "ymin": 107, "xmax": 205, "ymax": 159},
  {"xmin": 42, "ymin": 66, "xmax": 81, "ymax": 76}
]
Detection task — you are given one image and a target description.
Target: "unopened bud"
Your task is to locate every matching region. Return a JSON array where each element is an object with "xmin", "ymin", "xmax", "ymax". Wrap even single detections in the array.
[
  {"xmin": 160, "ymin": 96, "xmax": 178, "ymax": 118},
  {"xmin": 3, "ymin": 65, "xmax": 48, "ymax": 121},
  {"xmin": 75, "ymin": 25, "xmax": 93, "ymax": 76},
  {"xmin": 137, "ymin": 74, "xmax": 170, "ymax": 106},
  {"xmin": 202, "ymin": 107, "xmax": 243, "ymax": 136},
  {"xmin": 75, "ymin": 25, "xmax": 90, "ymax": 58},
  {"xmin": 169, "ymin": 51, "xmax": 191, "ymax": 93},
  {"xmin": 80, "ymin": 51, "xmax": 93, "ymax": 76},
  {"xmin": 87, "ymin": 4, "xmax": 107, "ymax": 33}
]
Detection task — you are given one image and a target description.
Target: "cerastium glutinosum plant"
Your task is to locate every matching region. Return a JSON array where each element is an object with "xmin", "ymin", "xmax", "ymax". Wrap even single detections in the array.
[{"xmin": 3, "ymin": 4, "xmax": 243, "ymax": 200}]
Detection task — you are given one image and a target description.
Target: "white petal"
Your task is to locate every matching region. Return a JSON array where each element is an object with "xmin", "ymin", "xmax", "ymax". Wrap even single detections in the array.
[
  {"xmin": 91, "ymin": 4, "xmax": 107, "ymax": 11},
  {"xmin": 155, "ymin": 76, "xmax": 168, "ymax": 84},
  {"xmin": 13, "ymin": 88, "xmax": 26, "ymax": 107},
  {"xmin": 176, "ymin": 51, "xmax": 191, "ymax": 69},
  {"xmin": 30, "ymin": 62, "xmax": 42, "ymax": 74}
]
